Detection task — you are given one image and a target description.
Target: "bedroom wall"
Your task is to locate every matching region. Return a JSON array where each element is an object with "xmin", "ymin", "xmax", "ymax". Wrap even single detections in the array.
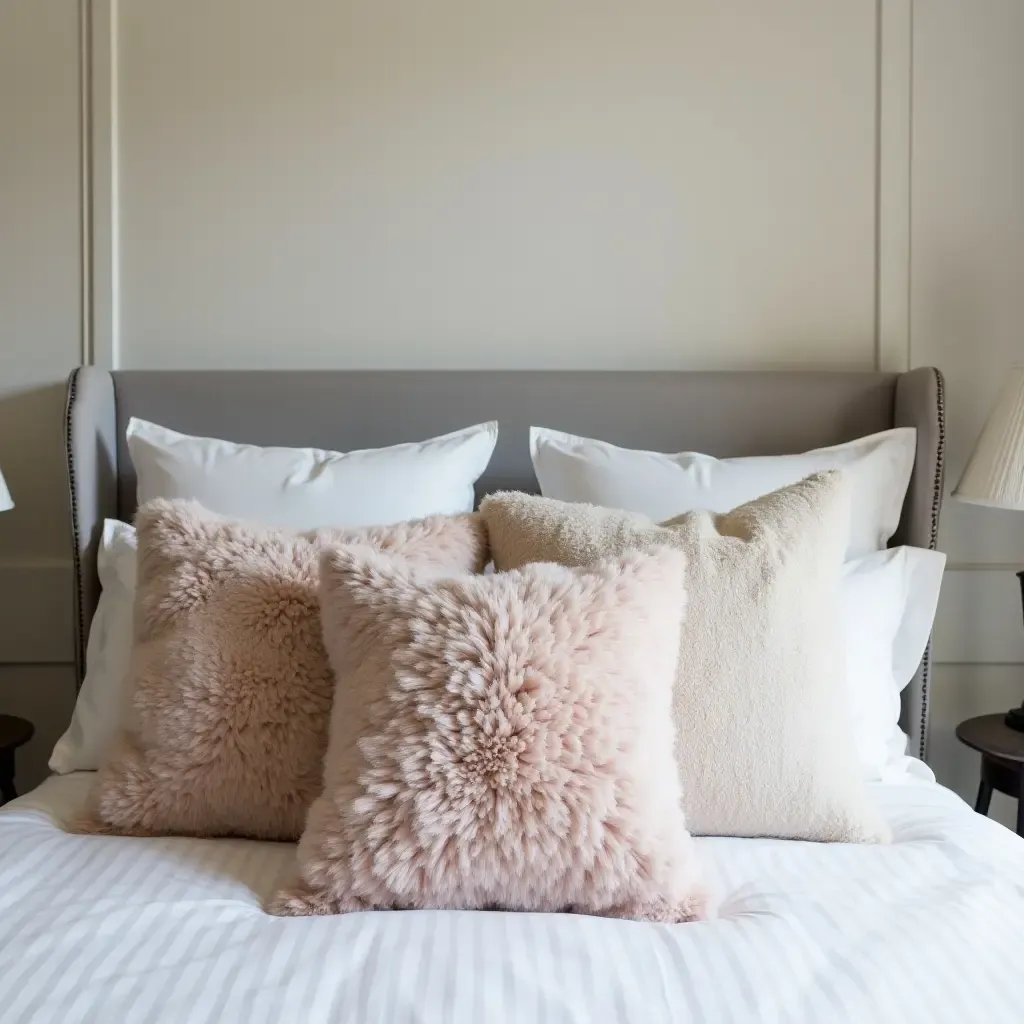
[
  {"xmin": 913, "ymin": 0, "xmax": 1024, "ymax": 828},
  {"xmin": 112, "ymin": 1, "xmax": 879, "ymax": 372},
  {"xmin": 1, "ymin": 1, "xmax": 1021, "ymax": 828},
  {"xmin": 0, "ymin": 1, "xmax": 81, "ymax": 787}
]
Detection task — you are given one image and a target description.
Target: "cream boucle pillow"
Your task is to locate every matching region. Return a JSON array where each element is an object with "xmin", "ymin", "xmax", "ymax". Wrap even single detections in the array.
[
  {"xmin": 271, "ymin": 545, "xmax": 708, "ymax": 922},
  {"xmin": 78, "ymin": 500, "xmax": 488, "ymax": 841},
  {"xmin": 481, "ymin": 472, "xmax": 890, "ymax": 843}
]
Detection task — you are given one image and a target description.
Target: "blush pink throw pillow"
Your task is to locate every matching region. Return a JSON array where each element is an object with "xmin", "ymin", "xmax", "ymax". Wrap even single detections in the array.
[
  {"xmin": 77, "ymin": 500, "xmax": 488, "ymax": 841},
  {"xmin": 270, "ymin": 545, "xmax": 708, "ymax": 922}
]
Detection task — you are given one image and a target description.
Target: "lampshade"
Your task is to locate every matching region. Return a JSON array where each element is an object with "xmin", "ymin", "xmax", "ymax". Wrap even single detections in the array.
[
  {"xmin": 954, "ymin": 366, "xmax": 1024, "ymax": 510},
  {"xmin": 0, "ymin": 467, "xmax": 11, "ymax": 513}
]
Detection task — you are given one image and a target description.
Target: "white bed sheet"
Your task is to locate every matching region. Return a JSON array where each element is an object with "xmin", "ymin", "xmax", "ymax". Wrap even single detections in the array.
[{"xmin": 1, "ymin": 772, "xmax": 1022, "ymax": 1024}]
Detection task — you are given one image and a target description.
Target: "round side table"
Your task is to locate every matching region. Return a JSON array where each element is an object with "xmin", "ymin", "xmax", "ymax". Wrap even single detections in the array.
[
  {"xmin": 0, "ymin": 715, "xmax": 34, "ymax": 806},
  {"xmin": 956, "ymin": 713, "xmax": 1024, "ymax": 837}
]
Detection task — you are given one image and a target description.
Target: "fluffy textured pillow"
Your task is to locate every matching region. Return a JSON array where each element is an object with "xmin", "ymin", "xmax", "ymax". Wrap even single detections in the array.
[
  {"xmin": 77, "ymin": 500, "xmax": 488, "ymax": 841},
  {"xmin": 482, "ymin": 472, "xmax": 890, "ymax": 843},
  {"xmin": 271, "ymin": 546, "xmax": 708, "ymax": 922}
]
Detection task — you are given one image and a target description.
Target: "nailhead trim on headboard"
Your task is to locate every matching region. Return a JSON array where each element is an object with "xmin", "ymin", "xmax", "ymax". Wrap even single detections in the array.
[
  {"xmin": 64, "ymin": 366, "xmax": 87, "ymax": 690},
  {"xmin": 917, "ymin": 366, "xmax": 946, "ymax": 759},
  {"xmin": 930, "ymin": 368, "xmax": 946, "ymax": 551}
]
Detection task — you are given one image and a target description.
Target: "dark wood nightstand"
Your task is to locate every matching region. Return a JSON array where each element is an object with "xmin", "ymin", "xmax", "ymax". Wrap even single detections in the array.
[
  {"xmin": 956, "ymin": 714, "xmax": 1024, "ymax": 837},
  {"xmin": 0, "ymin": 715, "xmax": 34, "ymax": 806}
]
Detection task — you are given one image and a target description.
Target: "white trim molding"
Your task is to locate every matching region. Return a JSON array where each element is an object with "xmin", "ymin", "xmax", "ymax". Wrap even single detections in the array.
[
  {"xmin": 946, "ymin": 563, "xmax": 1024, "ymax": 572},
  {"xmin": 78, "ymin": 0, "xmax": 92, "ymax": 366},
  {"xmin": 86, "ymin": 0, "xmax": 119, "ymax": 370},
  {"xmin": 876, "ymin": 0, "xmax": 914, "ymax": 373}
]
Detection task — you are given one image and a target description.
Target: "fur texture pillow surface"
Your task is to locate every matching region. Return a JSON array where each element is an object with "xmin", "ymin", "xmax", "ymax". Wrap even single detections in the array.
[
  {"xmin": 271, "ymin": 545, "xmax": 708, "ymax": 922},
  {"xmin": 77, "ymin": 500, "xmax": 488, "ymax": 841},
  {"xmin": 481, "ymin": 472, "xmax": 891, "ymax": 843}
]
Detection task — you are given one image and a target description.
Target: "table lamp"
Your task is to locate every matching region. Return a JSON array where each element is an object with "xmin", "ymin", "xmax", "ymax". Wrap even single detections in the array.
[
  {"xmin": 0, "ymin": 467, "xmax": 11, "ymax": 514},
  {"xmin": 954, "ymin": 365, "xmax": 1024, "ymax": 731}
]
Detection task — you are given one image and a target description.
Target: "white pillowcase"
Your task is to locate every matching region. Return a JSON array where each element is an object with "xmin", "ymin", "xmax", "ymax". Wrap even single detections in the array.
[
  {"xmin": 841, "ymin": 547, "xmax": 946, "ymax": 780},
  {"xmin": 530, "ymin": 426, "xmax": 916, "ymax": 559},
  {"xmin": 52, "ymin": 418, "xmax": 500, "ymax": 774},
  {"xmin": 128, "ymin": 417, "xmax": 499, "ymax": 529},
  {"xmin": 49, "ymin": 520, "xmax": 137, "ymax": 774}
]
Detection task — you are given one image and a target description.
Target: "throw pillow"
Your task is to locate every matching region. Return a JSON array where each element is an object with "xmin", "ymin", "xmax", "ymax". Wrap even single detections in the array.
[
  {"xmin": 481, "ymin": 472, "xmax": 890, "ymax": 843},
  {"xmin": 76, "ymin": 500, "xmax": 488, "ymax": 841},
  {"xmin": 270, "ymin": 545, "xmax": 708, "ymax": 922}
]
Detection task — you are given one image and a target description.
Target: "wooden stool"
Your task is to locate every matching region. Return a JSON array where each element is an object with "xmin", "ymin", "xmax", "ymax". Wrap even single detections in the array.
[{"xmin": 956, "ymin": 713, "xmax": 1024, "ymax": 837}]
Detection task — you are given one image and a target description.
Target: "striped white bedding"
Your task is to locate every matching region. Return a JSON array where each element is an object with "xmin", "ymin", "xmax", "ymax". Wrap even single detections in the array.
[{"xmin": 1, "ymin": 771, "xmax": 1022, "ymax": 1024}]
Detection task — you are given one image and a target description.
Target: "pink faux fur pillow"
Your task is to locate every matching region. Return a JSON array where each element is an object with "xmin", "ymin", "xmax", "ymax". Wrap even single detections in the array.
[
  {"xmin": 270, "ymin": 545, "xmax": 708, "ymax": 922},
  {"xmin": 77, "ymin": 500, "xmax": 488, "ymax": 841}
]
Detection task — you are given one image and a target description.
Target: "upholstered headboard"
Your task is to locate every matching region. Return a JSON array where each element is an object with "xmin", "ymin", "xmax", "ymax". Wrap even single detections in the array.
[{"xmin": 64, "ymin": 366, "xmax": 945, "ymax": 758}]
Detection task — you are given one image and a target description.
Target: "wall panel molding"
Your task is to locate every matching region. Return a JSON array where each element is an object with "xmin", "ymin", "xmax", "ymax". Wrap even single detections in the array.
[
  {"xmin": 88, "ymin": 4, "xmax": 909, "ymax": 374},
  {"xmin": 87, "ymin": 0, "xmax": 119, "ymax": 370},
  {"xmin": 876, "ymin": 0, "xmax": 914, "ymax": 372},
  {"xmin": 933, "ymin": 566, "xmax": 1024, "ymax": 665},
  {"xmin": 78, "ymin": 0, "xmax": 91, "ymax": 365},
  {"xmin": 96, "ymin": 2, "xmax": 884, "ymax": 371},
  {"xmin": 946, "ymin": 562, "xmax": 1024, "ymax": 573},
  {"xmin": 0, "ymin": 560, "xmax": 75, "ymax": 664}
]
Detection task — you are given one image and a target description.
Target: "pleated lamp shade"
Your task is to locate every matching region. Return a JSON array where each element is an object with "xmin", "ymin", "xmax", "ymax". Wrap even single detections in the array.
[
  {"xmin": 955, "ymin": 366, "xmax": 1024, "ymax": 510},
  {"xmin": 0, "ymin": 468, "xmax": 12, "ymax": 513}
]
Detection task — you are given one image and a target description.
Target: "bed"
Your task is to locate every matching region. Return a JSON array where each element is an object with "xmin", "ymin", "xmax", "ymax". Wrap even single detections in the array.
[{"xmin": 2, "ymin": 366, "xmax": 1022, "ymax": 1024}]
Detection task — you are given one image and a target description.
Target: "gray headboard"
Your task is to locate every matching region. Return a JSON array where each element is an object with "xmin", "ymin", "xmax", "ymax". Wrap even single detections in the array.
[{"xmin": 65, "ymin": 366, "xmax": 945, "ymax": 758}]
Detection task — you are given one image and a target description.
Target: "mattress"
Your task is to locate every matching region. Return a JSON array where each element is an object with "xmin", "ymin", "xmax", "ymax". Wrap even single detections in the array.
[{"xmin": 1, "ymin": 771, "xmax": 1021, "ymax": 1024}]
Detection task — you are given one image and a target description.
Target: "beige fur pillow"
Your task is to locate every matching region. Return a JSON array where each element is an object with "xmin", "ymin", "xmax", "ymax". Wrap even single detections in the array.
[
  {"xmin": 270, "ymin": 545, "xmax": 708, "ymax": 922},
  {"xmin": 481, "ymin": 472, "xmax": 890, "ymax": 843},
  {"xmin": 78, "ymin": 500, "xmax": 488, "ymax": 841}
]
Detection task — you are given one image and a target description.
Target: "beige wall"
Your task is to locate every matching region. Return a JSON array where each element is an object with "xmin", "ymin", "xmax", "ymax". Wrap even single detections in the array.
[
  {"xmin": 1, "ymin": 1, "xmax": 1021, "ymax": 827},
  {"xmin": 116, "ymin": 0, "xmax": 877, "ymax": 371},
  {"xmin": 0, "ymin": 1, "xmax": 81, "ymax": 787},
  {"xmin": 913, "ymin": 0, "xmax": 1024, "ymax": 828}
]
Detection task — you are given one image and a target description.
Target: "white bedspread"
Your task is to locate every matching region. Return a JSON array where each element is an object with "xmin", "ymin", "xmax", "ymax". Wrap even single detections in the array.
[{"xmin": 1, "ymin": 772, "xmax": 1022, "ymax": 1024}]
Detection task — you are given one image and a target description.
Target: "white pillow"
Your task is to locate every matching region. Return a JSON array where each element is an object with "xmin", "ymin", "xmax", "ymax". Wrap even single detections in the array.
[
  {"xmin": 530, "ymin": 426, "xmax": 916, "ymax": 559},
  {"xmin": 128, "ymin": 417, "xmax": 499, "ymax": 529},
  {"xmin": 49, "ymin": 520, "xmax": 137, "ymax": 774},
  {"xmin": 841, "ymin": 547, "xmax": 946, "ymax": 780}
]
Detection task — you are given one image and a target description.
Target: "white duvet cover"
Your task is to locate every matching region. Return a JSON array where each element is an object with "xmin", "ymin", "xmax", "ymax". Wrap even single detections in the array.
[{"xmin": 1, "ymin": 772, "xmax": 1022, "ymax": 1024}]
